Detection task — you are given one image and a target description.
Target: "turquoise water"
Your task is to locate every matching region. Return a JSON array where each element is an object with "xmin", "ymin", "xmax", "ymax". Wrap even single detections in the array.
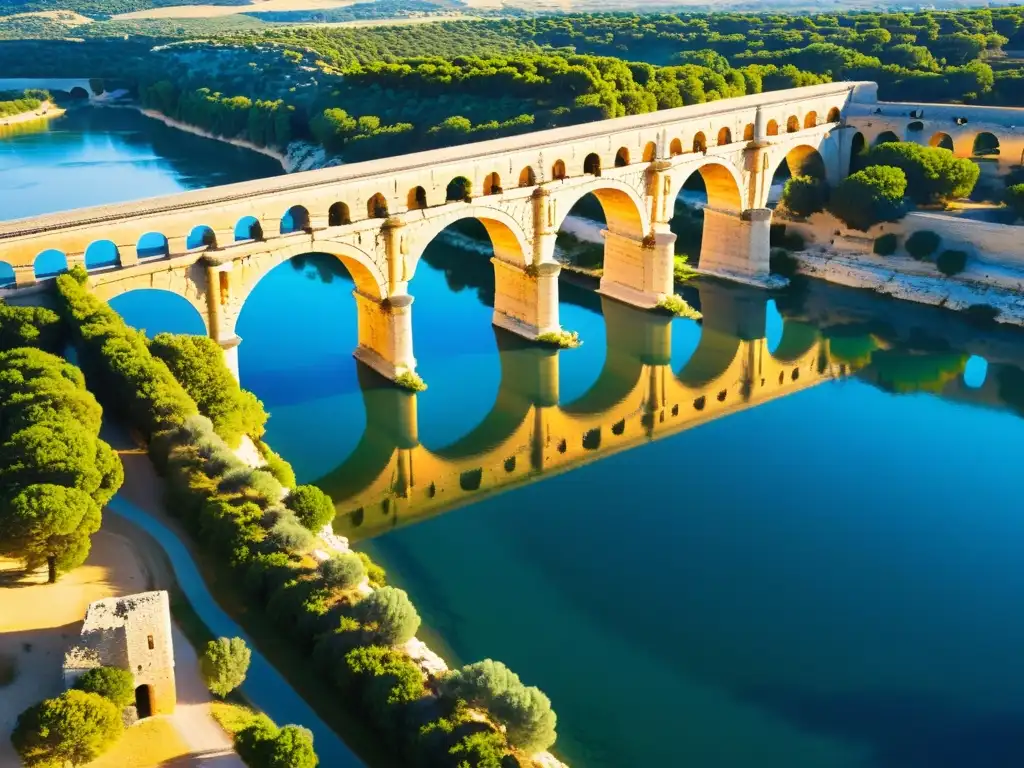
[{"xmin": 7, "ymin": 109, "xmax": 1024, "ymax": 768}]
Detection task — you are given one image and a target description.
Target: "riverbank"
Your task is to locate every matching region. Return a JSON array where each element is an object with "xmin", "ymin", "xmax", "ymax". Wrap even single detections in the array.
[{"xmin": 0, "ymin": 101, "xmax": 64, "ymax": 127}]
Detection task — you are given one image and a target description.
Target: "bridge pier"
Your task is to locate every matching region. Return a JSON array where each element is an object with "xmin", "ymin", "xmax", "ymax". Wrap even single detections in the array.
[
  {"xmin": 352, "ymin": 291, "xmax": 418, "ymax": 381},
  {"xmin": 598, "ymin": 229, "xmax": 676, "ymax": 310},
  {"xmin": 698, "ymin": 208, "xmax": 772, "ymax": 285},
  {"xmin": 491, "ymin": 259, "xmax": 561, "ymax": 340}
]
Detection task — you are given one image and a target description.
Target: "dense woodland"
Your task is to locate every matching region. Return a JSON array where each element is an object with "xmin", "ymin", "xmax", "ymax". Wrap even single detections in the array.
[{"xmin": 0, "ymin": 6, "xmax": 1021, "ymax": 166}]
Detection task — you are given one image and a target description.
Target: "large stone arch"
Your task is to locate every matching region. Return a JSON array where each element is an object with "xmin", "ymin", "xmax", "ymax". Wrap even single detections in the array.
[
  {"xmin": 405, "ymin": 205, "xmax": 531, "ymax": 275},
  {"xmin": 666, "ymin": 157, "xmax": 745, "ymax": 214},
  {"xmin": 550, "ymin": 179, "xmax": 649, "ymax": 239},
  {"xmin": 91, "ymin": 264, "xmax": 211, "ymax": 334}
]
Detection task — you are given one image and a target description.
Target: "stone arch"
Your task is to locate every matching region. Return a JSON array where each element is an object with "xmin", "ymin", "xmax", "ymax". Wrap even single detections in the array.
[
  {"xmin": 280, "ymin": 204, "xmax": 310, "ymax": 235},
  {"xmin": 929, "ymin": 132, "xmax": 954, "ymax": 150},
  {"xmin": 518, "ymin": 166, "xmax": 536, "ymax": 187},
  {"xmin": 907, "ymin": 120, "xmax": 925, "ymax": 134},
  {"xmin": 769, "ymin": 321, "xmax": 820, "ymax": 363},
  {"xmin": 408, "ymin": 186, "xmax": 427, "ymax": 211},
  {"xmin": 186, "ymin": 225, "xmax": 216, "ymax": 250},
  {"xmin": 34, "ymin": 249, "xmax": 67, "ymax": 280},
  {"xmin": 642, "ymin": 141, "xmax": 657, "ymax": 162},
  {"xmin": 135, "ymin": 685, "xmax": 153, "ymax": 719},
  {"xmin": 552, "ymin": 159, "xmax": 567, "ymax": 181},
  {"xmin": 483, "ymin": 172, "xmax": 502, "ymax": 196},
  {"xmin": 743, "ymin": 123, "xmax": 755, "ymax": 141},
  {"xmin": 137, "ymin": 232, "xmax": 169, "ymax": 260},
  {"xmin": 234, "ymin": 215, "xmax": 262, "ymax": 242},
  {"xmin": 584, "ymin": 153, "xmax": 602, "ymax": 176},
  {"xmin": 849, "ymin": 131, "xmax": 866, "ymax": 174},
  {"xmin": 669, "ymin": 138, "xmax": 683, "ymax": 156},
  {"xmin": 103, "ymin": 287, "xmax": 208, "ymax": 336},
  {"xmin": 329, "ymin": 202, "xmax": 352, "ymax": 226},
  {"xmin": 446, "ymin": 176, "xmax": 473, "ymax": 203},
  {"xmin": 827, "ymin": 107, "xmax": 841, "ymax": 123},
  {"xmin": 0, "ymin": 261, "xmax": 15, "ymax": 287},
  {"xmin": 692, "ymin": 132, "xmax": 707, "ymax": 153},
  {"xmin": 368, "ymin": 193, "xmax": 389, "ymax": 219},
  {"xmin": 973, "ymin": 132, "xmax": 1000, "ymax": 157},
  {"xmin": 676, "ymin": 331, "xmax": 742, "ymax": 388},
  {"xmin": 786, "ymin": 115, "xmax": 800, "ymax": 133},
  {"xmin": 407, "ymin": 206, "xmax": 531, "ymax": 274},
  {"xmin": 874, "ymin": 130, "xmax": 900, "ymax": 147},
  {"xmin": 84, "ymin": 239, "xmax": 119, "ymax": 270},
  {"xmin": 668, "ymin": 158, "xmax": 745, "ymax": 214},
  {"xmin": 766, "ymin": 120, "xmax": 779, "ymax": 137},
  {"xmin": 614, "ymin": 147, "xmax": 630, "ymax": 167},
  {"xmin": 68, "ymin": 86, "xmax": 89, "ymax": 100},
  {"xmin": 717, "ymin": 127, "xmax": 732, "ymax": 146},
  {"xmin": 551, "ymin": 180, "xmax": 649, "ymax": 239},
  {"xmin": 771, "ymin": 144, "xmax": 828, "ymax": 186},
  {"xmin": 804, "ymin": 111, "xmax": 818, "ymax": 129}
]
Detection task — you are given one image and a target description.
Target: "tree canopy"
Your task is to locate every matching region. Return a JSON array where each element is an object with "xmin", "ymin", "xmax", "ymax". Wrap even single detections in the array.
[{"xmin": 827, "ymin": 165, "xmax": 908, "ymax": 231}]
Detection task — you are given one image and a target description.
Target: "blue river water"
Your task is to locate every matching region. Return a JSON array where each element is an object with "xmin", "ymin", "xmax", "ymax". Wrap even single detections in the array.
[{"xmin": 6, "ymin": 105, "xmax": 1024, "ymax": 768}]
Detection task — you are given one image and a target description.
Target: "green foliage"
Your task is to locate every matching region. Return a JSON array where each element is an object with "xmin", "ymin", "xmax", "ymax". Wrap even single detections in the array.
[
  {"xmin": 200, "ymin": 637, "xmax": 252, "ymax": 698},
  {"xmin": 936, "ymin": 249, "xmax": 968, "ymax": 276},
  {"xmin": 441, "ymin": 660, "xmax": 557, "ymax": 754},
  {"xmin": 394, "ymin": 371, "xmax": 427, "ymax": 392},
  {"xmin": 258, "ymin": 441, "xmax": 297, "ymax": 490},
  {"xmin": 267, "ymin": 515, "xmax": 315, "ymax": 554},
  {"xmin": 320, "ymin": 552, "xmax": 366, "ymax": 590},
  {"xmin": 905, "ymin": 230, "xmax": 942, "ymax": 259},
  {"xmin": 0, "ymin": 304, "xmax": 64, "ymax": 353},
  {"xmin": 343, "ymin": 645, "xmax": 427, "ymax": 728},
  {"xmin": 655, "ymin": 295, "xmax": 702, "ymax": 320},
  {"xmin": 11, "ymin": 690, "xmax": 122, "ymax": 768},
  {"xmin": 0, "ymin": 89, "xmax": 45, "ymax": 118},
  {"xmin": 873, "ymin": 233, "xmax": 900, "ymax": 256},
  {"xmin": 286, "ymin": 485, "xmax": 335, "ymax": 531},
  {"xmin": 1006, "ymin": 183, "xmax": 1024, "ymax": 221},
  {"xmin": 235, "ymin": 718, "xmax": 319, "ymax": 768},
  {"xmin": 827, "ymin": 166, "xmax": 907, "ymax": 231},
  {"xmin": 673, "ymin": 254, "xmax": 696, "ymax": 283},
  {"xmin": 354, "ymin": 586, "xmax": 421, "ymax": 646},
  {"xmin": 864, "ymin": 142, "xmax": 980, "ymax": 204},
  {"xmin": 219, "ymin": 466, "xmax": 284, "ymax": 506},
  {"xmin": 73, "ymin": 666, "xmax": 135, "ymax": 709},
  {"xmin": 357, "ymin": 551, "xmax": 387, "ymax": 588},
  {"xmin": 780, "ymin": 175, "xmax": 828, "ymax": 218},
  {"xmin": 150, "ymin": 333, "xmax": 267, "ymax": 448}
]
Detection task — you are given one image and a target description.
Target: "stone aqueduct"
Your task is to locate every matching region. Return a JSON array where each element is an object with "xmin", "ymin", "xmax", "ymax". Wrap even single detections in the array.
[{"xmin": 1, "ymin": 81, "xmax": 1022, "ymax": 382}]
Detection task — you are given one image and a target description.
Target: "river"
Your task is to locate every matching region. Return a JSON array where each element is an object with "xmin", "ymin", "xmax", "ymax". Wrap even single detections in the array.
[{"xmin": 6, "ymin": 104, "xmax": 1024, "ymax": 768}]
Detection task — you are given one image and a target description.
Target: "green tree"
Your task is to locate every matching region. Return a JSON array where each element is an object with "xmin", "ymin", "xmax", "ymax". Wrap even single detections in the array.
[
  {"xmin": 265, "ymin": 725, "xmax": 318, "ymax": 768},
  {"xmin": 286, "ymin": 485, "xmax": 335, "ymax": 531},
  {"xmin": 11, "ymin": 690, "xmax": 122, "ymax": 767},
  {"xmin": 827, "ymin": 166, "xmax": 907, "ymax": 231},
  {"xmin": 73, "ymin": 667, "xmax": 135, "ymax": 709},
  {"xmin": 780, "ymin": 175, "xmax": 828, "ymax": 218},
  {"xmin": 0, "ymin": 305, "xmax": 64, "ymax": 353},
  {"xmin": 200, "ymin": 637, "xmax": 252, "ymax": 698},
  {"xmin": 864, "ymin": 142, "xmax": 979, "ymax": 204},
  {"xmin": 354, "ymin": 586, "xmax": 421, "ymax": 645},
  {"xmin": 905, "ymin": 230, "xmax": 942, "ymax": 259},
  {"xmin": 319, "ymin": 551, "xmax": 366, "ymax": 590},
  {"xmin": 1006, "ymin": 183, "xmax": 1024, "ymax": 221}
]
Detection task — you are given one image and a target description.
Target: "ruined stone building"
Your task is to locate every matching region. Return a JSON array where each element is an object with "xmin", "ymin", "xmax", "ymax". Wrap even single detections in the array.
[{"xmin": 63, "ymin": 590, "xmax": 176, "ymax": 717}]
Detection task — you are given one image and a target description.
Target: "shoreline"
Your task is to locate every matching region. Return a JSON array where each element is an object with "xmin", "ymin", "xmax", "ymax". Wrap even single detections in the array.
[{"xmin": 0, "ymin": 101, "xmax": 65, "ymax": 127}]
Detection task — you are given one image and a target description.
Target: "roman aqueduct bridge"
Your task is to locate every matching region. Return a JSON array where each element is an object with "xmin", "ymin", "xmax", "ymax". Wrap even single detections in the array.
[{"xmin": 1, "ymin": 81, "xmax": 1021, "ymax": 382}]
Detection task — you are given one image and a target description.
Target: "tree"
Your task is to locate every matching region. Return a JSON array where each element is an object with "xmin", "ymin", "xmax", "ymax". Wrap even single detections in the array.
[
  {"xmin": 286, "ymin": 485, "xmax": 335, "ymax": 531},
  {"xmin": 200, "ymin": 637, "xmax": 252, "ymax": 698},
  {"xmin": 0, "ymin": 304, "xmax": 64, "ymax": 353},
  {"xmin": 354, "ymin": 587, "xmax": 421, "ymax": 645},
  {"xmin": 937, "ymin": 249, "xmax": 968, "ymax": 276},
  {"xmin": 319, "ymin": 552, "xmax": 366, "ymax": 590},
  {"xmin": 265, "ymin": 725, "xmax": 318, "ymax": 768},
  {"xmin": 827, "ymin": 166, "xmax": 907, "ymax": 231},
  {"xmin": 864, "ymin": 142, "xmax": 979, "ymax": 204},
  {"xmin": 1006, "ymin": 183, "xmax": 1024, "ymax": 221},
  {"xmin": 779, "ymin": 175, "xmax": 827, "ymax": 218},
  {"xmin": 0, "ymin": 484, "xmax": 101, "ymax": 583},
  {"xmin": 905, "ymin": 230, "xmax": 942, "ymax": 259},
  {"xmin": 11, "ymin": 690, "xmax": 122, "ymax": 767},
  {"xmin": 73, "ymin": 667, "xmax": 135, "ymax": 708}
]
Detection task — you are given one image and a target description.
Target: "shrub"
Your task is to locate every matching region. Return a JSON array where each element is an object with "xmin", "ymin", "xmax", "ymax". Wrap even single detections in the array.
[
  {"xmin": 780, "ymin": 175, "xmax": 828, "ymax": 218},
  {"xmin": 936, "ymin": 249, "xmax": 968, "ymax": 276},
  {"xmin": 354, "ymin": 587, "xmax": 421, "ymax": 646},
  {"xmin": 268, "ymin": 516, "xmax": 316, "ymax": 554},
  {"xmin": 1006, "ymin": 183, "xmax": 1024, "ymax": 221},
  {"xmin": 236, "ymin": 719, "xmax": 319, "ymax": 768},
  {"xmin": 770, "ymin": 248, "xmax": 799, "ymax": 277},
  {"xmin": 673, "ymin": 254, "xmax": 696, "ymax": 283},
  {"xmin": 872, "ymin": 233, "xmax": 899, "ymax": 256},
  {"xmin": 11, "ymin": 690, "xmax": 123, "ymax": 767},
  {"xmin": 827, "ymin": 166, "xmax": 907, "ymax": 231},
  {"xmin": 219, "ymin": 466, "xmax": 283, "ymax": 506},
  {"xmin": 905, "ymin": 230, "xmax": 941, "ymax": 260},
  {"xmin": 73, "ymin": 667, "xmax": 135, "ymax": 709},
  {"xmin": 320, "ymin": 552, "xmax": 366, "ymax": 590},
  {"xmin": 357, "ymin": 552, "xmax": 387, "ymax": 588},
  {"xmin": 200, "ymin": 637, "xmax": 251, "ymax": 698},
  {"xmin": 865, "ymin": 141, "xmax": 980, "ymax": 204},
  {"xmin": 0, "ymin": 304, "xmax": 64, "ymax": 353},
  {"xmin": 258, "ymin": 442, "xmax": 297, "ymax": 490},
  {"xmin": 287, "ymin": 485, "xmax": 335, "ymax": 531},
  {"xmin": 344, "ymin": 645, "xmax": 427, "ymax": 727}
]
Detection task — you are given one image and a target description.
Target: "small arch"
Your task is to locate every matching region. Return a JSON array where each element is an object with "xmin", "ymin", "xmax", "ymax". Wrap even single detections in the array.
[
  {"xmin": 408, "ymin": 186, "xmax": 427, "ymax": 211},
  {"xmin": 766, "ymin": 120, "xmax": 779, "ymax": 136},
  {"xmin": 137, "ymin": 232, "xmax": 169, "ymax": 260},
  {"xmin": 611, "ymin": 419, "xmax": 625, "ymax": 435},
  {"xmin": 803, "ymin": 111, "xmax": 818, "ymax": 129},
  {"xmin": 584, "ymin": 153, "xmax": 602, "ymax": 176},
  {"xmin": 135, "ymin": 685, "xmax": 153, "ymax": 719},
  {"xmin": 717, "ymin": 127, "xmax": 731, "ymax": 146},
  {"xmin": 907, "ymin": 120, "xmax": 925, "ymax": 133},
  {"xmin": 34, "ymin": 249, "xmax": 68, "ymax": 280},
  {"xmin": 186, "ymin": 225, "xmax": 216, "ymax": 251},
  {"xmin": 929, "ymin": 132, "xmax": 954, "ymax": 151},
  {"xmin": 693, "ymin": 396, "xmax": 706, "ymax": 410},
  {"xmin": 873, "ymin": 130, "xmax": 900, "ymax": 147},
  {"xmin": 328, "ymin": 202, "xmax": 351, "ymax": 226},
  {"xmin": 849, "ymin": 131, "xmax": 866, "ymax": 174},
  {"xmin": 234, "ymin": 216, "xmax": 261, "ymax": 242},
  {"xmin": 743, "ymin": 123, "xmax": 755, "ymax": 141},
  {"xmin": 783, "ymin": 145, "xmax": 827, "ymax": 180},
  {"xmin": 446, "ymin": 176, "xmax": 473, "ymax": 203},
  {"xmin": 0, "ymin": 262, "xmax": 15, "ymax": 288},
  {"xmin": 582, "ymin": 428, "xmax": 601, "ymax": 451},
  {"xmin": 973, "ymin": 132, "xmax": 1000, "ymax": 157},
  {"xmin": 84, "ymin": 240, "xmax": 118, "ymax": 270},
  {"xmin": 459, "ymin": 468, "xmax": 483, "ymax": 492},
  {"xmin": 827, "ymin": 107, "xmax": 841, "ymax": 123},
  {"xmin": 367, "ymin": 193, "xmax": 389, "ymax": 219},
  {"xmin": 518, "ymin": 166, "xmax": 536, "ymax": 187},
  {"xmin": 642, "ymin": 141, "xmax": 657, "ymax": 162},
  {"xmin": 483, "ymin": 172, "xmax": 502, "ymax": 196},
  {"xmin": 107, "ymin": 289, "xmax": 207, "ymax": 336},
  {"xmin": 964, "ymin": 355, "xmax": 988, "ymax": 388},
  {"xmin": 614, "ymin": 147, "xmax": 630, "ymax": 167},
  {"xmin": 280, "ymin": 205, "xmax": 310, "ymax": 235},
  {"xmin": 504, "ymin": 456, "xmax": 516, "ymax": 473},
  {"xmin": 692, "ymin": 132, "xmax": 707, "ymax": 153},
  {"xmin": 786, "ymin": 116, "xmax": 800, "ymax": 133},
  {"xmin": 552, "ymin": 160, "xmax": 567, "ymax": 181},
  {"xmin": 669, "ymin": 138, "xmax": 683, "ymax": 156}
]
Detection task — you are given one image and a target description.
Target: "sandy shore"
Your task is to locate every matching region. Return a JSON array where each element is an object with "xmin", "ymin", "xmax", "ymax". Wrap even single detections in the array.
[
  {"xmin": 113, "ymin": 0, "xmax": 359, "ymax": 19},
  {"xmin": 0, "ymin": 102, "xmax": 65, "ymax": 127}
]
